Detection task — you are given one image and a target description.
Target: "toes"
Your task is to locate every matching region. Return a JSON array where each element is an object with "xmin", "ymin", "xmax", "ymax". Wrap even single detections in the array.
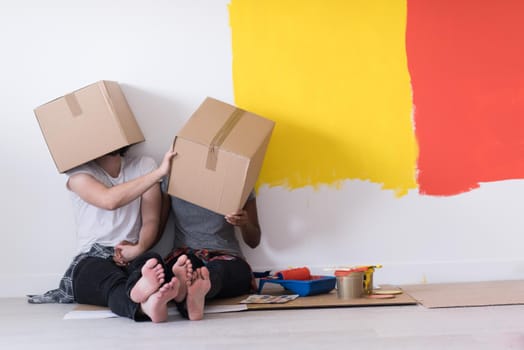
[
  {"xmin": 200, "ymin": 267, "xmax": 210, "ymax": 280},
  {"xmin": 144, "ymin": 258, "xmax": 158, "ymax": 269},
  {"xmin": 176, "ymin": 254, "xmax": 188, "ymax": 266}
]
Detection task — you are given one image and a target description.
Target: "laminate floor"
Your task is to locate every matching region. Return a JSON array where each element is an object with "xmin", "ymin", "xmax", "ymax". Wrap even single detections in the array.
[{"xmin": 1, "ymin": 297, "xmax": 523, "ymax": 350}]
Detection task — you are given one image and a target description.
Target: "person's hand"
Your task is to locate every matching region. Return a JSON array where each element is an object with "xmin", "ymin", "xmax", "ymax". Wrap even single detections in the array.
[
  {"xmin": 113, "ymin": 242, "xmax": 129, "ymax": 267},
  {"xmin": 225, "ymin": 209, "xmax": 249, "ymax": 227},
  {"xmin": 114, "ymin": 240, "xmax": 141, "ymax": 265},
  {"xmin": 158, "ymin": 148, "xmax": 177, "ymax": 177}
]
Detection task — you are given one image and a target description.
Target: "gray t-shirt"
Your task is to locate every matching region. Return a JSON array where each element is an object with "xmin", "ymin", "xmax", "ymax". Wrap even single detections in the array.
[{"xmin": 171, "ymin": 192, "xmax": 255, "ymax": 259}]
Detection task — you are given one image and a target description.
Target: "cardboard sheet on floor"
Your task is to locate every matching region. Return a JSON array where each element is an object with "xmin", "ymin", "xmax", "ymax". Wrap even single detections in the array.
[
  {"xmin": 65, "ymin": 285, "xmax": 416, "ymax": 319},
  {"xmin": 207, "ymin": 286, "xmax": 417, "ymax": 310},
  {"xmin": 401, "ymin": 280, "xmax": 524, "ymax": 308}
]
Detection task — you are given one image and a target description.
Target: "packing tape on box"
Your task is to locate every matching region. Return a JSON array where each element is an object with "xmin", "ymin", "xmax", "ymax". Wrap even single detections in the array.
[
  {"xmin": 64, "ymin": 93, "xmax": 82, "ymax": 117},
  {"xmin": 205, "ymin": 107, "xmax": 245, "ymax": 171}
]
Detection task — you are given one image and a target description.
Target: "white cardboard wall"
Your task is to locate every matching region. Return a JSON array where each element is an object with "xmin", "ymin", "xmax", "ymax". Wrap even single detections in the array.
[{"xmin": 1, "ymin": 0, "xmax": 523, "ymax": 298}]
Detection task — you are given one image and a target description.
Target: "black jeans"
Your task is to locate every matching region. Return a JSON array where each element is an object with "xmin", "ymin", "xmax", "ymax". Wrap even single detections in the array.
[
  {"xmin": 166, "ymin": 253, "xmax": 252, "ymax": 319},
  {"xmin": 73, "ymin": 251, "xmax": 165, "ymax": 321}
]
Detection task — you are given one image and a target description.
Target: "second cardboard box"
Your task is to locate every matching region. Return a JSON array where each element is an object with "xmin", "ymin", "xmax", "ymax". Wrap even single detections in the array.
[{"xmin": 167, "ymin": 97, "xmax": 275, "ymax": 215}]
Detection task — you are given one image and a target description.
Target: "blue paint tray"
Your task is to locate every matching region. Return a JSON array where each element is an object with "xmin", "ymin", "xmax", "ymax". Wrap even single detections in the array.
[{"xmin": 257, "ymin": 275, "xmax": 336, "ymax": 297}]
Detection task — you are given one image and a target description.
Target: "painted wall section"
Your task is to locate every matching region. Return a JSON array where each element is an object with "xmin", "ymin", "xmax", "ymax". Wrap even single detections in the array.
[
  {"xmin": 407, "ymin": 0, "xmax": 524, "ymax": 196},
  {"xmin": 229, "ymin": 0, "xmax": 417, "ymax": 196}
]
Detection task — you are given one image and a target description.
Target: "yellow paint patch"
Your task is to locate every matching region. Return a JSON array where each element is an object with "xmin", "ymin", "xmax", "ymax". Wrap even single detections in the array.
[{"xmin": 229, "ymin": 0, "xmax": 417, "ymax": 196}]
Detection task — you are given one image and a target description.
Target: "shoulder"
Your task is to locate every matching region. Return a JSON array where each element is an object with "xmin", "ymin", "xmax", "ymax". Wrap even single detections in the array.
[
  {"xmin": 65, "ymin": 161, "xmax": 101, "ymax": 190},
  {"xmin": 66, "ymin": 161, "xmax": 98, "ymax": 178}
]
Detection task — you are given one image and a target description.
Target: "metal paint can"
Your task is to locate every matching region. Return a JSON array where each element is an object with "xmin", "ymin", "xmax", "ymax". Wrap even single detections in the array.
[{"xmin": 336, "ymin": 271, "xmax": 364, "ymax": 299}]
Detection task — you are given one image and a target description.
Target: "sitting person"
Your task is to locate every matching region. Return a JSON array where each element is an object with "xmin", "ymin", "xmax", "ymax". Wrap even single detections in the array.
[
  {"xmin": 163, "ymin": 190, "xmax": 261, "ymax": 319},
  {"xmin": 28, "ymin": 146, "xmax": 209, "ymax": 322}
]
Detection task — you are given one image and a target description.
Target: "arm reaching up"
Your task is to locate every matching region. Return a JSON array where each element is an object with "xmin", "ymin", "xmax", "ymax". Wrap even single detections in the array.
[{"xmin": 67, "ymin": 149, "xmax": 176, "ymax": 211}]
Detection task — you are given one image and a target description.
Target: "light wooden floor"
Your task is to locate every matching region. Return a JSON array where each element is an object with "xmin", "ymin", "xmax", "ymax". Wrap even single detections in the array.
[{"xmin": 1, "ymin": 297, "xmax": 523, "ymax": 350}]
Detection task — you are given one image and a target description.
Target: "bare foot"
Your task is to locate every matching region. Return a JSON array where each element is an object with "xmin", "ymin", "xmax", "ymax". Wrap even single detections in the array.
[
  {"xmin": 130, "ymin": 258, "xmax": 165, "ymax": 303},
  {"xmin": 171, "ymin": 255, "xmax": 193, "ymax": 303},
  {"xmin": 187, "ymin": 267, "xmax": 211, "ymax": 321},
  {"xmin": 140, "ymin": 277, "xmax": 180, "ymax": 323}
]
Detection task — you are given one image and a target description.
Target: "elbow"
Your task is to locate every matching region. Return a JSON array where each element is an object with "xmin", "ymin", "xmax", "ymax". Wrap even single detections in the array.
[
  {"xmin": 246, "ymin": 229, "xmax": 261, "ymax": 249},
  {"xmin": 105, "ymin": 203, "xmax": 119, "ymax": 211},
  {"xmin": 98, "ymin": 198, "xmax": 122, "ymax": 211},
  {"xmin": 247, "ymin": 240, "xmax": 260, "ymax": 249}
]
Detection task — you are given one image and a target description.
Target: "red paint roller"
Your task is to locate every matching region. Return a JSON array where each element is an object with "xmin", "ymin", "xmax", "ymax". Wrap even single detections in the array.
[{"xmin": 275, "ymin": 267, "xmax": 312, "ymax": 280}]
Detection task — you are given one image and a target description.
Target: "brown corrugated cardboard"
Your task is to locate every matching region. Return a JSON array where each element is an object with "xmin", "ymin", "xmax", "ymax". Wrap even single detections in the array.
[
  {"xmin": 207, "ymin": 285, "xmax": 416, "ymax": 310},
  {"xmin": 167, "ymin": 97, "xmax": 275, "ymax": 215},
  {"xmin": 34, "ymin": 81, "xmax": 145, "ymax": 173},
  {"xmin": 402, "ymin": 280, "xmax": 524, "ymax": 308}
]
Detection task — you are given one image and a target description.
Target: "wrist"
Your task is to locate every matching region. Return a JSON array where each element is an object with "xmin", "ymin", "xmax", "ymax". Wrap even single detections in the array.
[{"xmin": 154, "ymin": 167, "xmax": 166, "ymax": 181}]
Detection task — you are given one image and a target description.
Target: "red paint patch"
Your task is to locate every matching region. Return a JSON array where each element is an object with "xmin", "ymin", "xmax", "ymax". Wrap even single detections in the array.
[{"xmin": 407, "ymin": 0, "xmax": 524, "ymax": 195}]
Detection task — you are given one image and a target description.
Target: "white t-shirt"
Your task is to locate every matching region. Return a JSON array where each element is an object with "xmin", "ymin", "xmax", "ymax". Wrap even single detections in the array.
[{"xmin": 66, "ymin": 155, "xmax": 157, "ymax": 254}]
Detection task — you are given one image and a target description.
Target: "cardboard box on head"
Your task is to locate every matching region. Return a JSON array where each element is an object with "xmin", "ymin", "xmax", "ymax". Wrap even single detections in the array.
[
  {"xmin": 167, "ymin": 97, "xmax": 275, "ymax": 216},
  {"xmin": 34, "ymin": 81, "xmax": 145, "ymax": 173}
]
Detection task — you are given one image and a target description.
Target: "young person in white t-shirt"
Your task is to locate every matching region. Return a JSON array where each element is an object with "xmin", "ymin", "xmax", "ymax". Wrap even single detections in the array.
[{"xmin": 28, "ymin": 146, "xmax": 210, "ymax": 323}]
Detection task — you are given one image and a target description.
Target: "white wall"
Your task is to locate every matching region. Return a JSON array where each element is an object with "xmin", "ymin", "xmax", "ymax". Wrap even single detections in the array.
[{"xmin": 1, "ymin": 0, "xmax": 523, "ymax": 298}]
